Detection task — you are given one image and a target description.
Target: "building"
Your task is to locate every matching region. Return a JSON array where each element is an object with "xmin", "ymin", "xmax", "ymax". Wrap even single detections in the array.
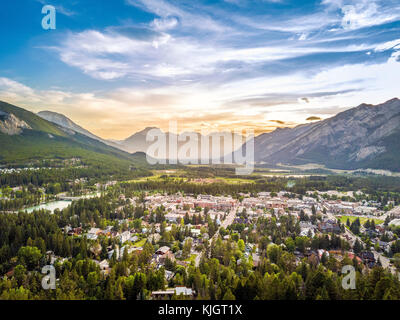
[
  {"xmin": 156, "ymin": 246, "xmax": 171, "ymax": 255},
  {"xmin": 318, "ymin": 222, "xmax": 341, "ymax": 234},
  {"xmin": 360, "ymin": 251, "xmax": 376, "ymax": 268},
  {"xmin": 119, "ymin": 231, "xmax": 131, "ymax": 244},
  {"xmin": 191, "ymin": 229, "xmax": 201, "ymax": 237},
  {"xmin": 151, "ymin": 287, "xmax": 195, "ymax": 300}
]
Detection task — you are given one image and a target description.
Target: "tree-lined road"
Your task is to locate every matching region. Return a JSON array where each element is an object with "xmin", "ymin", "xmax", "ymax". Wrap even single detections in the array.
[
  {"xmin": 195, "ymin": 207, "xmax": 237, "ymax": 267},
  {"xmin": 326, "ymin": 210, "xmax": 396, "ymax": 275}
]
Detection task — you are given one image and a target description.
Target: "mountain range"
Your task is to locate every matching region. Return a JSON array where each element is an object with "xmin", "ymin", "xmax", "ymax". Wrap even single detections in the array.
[
  {"xmin": 246, "ymin": 98, "xmax": 400, "ymax": 172},
  {"xmin": 37, "ymin": 113, "xmax": 245, "ymax": 160},
  {"xmin": 1, "ymin": 98, "xmax": 399, "ymax": 171}
]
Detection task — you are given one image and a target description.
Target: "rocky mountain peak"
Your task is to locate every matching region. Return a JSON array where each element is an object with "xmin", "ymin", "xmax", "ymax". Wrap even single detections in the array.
[
  {"xmin": 0, "ymin": 111, "xmax": 31, "ymax": 135},
  {"xmin": 252, "ymin": 98, "xmax": 400, "ymax": 171}
]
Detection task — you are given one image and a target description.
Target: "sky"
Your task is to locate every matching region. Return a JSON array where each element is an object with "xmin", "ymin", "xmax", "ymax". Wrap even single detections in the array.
[{"xmin": 0, "ymin": 0, "xmax": 400, "ymax": 139}]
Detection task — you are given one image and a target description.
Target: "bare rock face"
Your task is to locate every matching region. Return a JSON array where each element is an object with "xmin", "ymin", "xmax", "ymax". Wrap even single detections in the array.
[
  {"xmin": 0, "ymin": 111, "xmax": 31, "ymax": 135},
  {"xmin": 351, "ymin": 146, "xmax": 386, "ymax": 161}
]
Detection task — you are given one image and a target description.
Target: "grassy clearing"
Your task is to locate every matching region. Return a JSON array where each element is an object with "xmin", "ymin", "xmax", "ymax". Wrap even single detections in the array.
[
  {"xmin": 339, "ymin": 216, "xmax": 384, "ymax": 226},
  {"xmin": 213, "ymin": 176, "xmax": 256, "ymax": 184},
  {"xmin": 124, "ymin": 169, "xmax": 190, "ymax": 183},
  {"xmin": 133, "ymin": 238, "xmax": 147, "ymax": 248}
]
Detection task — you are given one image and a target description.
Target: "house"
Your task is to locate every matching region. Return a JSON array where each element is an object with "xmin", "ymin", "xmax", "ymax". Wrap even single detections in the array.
[
  {"xmin": 252, "ymin": 253, "xmax": 261, "ymax": 268},
  {"xmin": 318, "ymin": 222, "xmax": 341, "ymax": 234},
  {"xmin": 108, "ymin": 247, "xmax": 120, "ymax": 260},
  {"xmin": 156, "ymin": 246, "xmax": 171, "ymax": 255},
  {"xmin": 151, "ymin": 289, "xmax": 175, "ymax": 300},
  {"xmin": 175, "ymin": 286, "xmax": 194, "ymax": 297},
  {"xmin": 165, "ymin": 213, "xmax": 181, "ymax": 223},
  {"xmin": 176, "ymin": 260, "xmax": 189, "ymax": 267},
  {"xmin": 68, "ymin": 227, "xmax": 82, "ymax": 236},
  {"xmin": 299, "ymin": 221, "xmax": 315, "ymax": 229},
  {"xmin": 86, "ymin": 233, "xmax": 98, "ymax": 240},
  {"xmin": 119, "ymin": 231, "xmax": 131, "ymax": 244},
  {"xmin": 300, "ymin": 227, "xmax": 315, "ymax": 237},
  {"xmin": 360, "ymin": 251, "xmax": 376, "ymax": 267},
  {"xmin": 158, "ymin": 251, "xmax": 175, "ymax": 264},
  {"xmin": 129, "ymin": 235, "xmax": 138, "ymax": 243},
  {"xmin": 101, "ymin": 226, "xmax": 113, "ymax": 236},
  {"xmin": 376, "ymin": 226, "xmax": 385, "ymax": 234},
  {"xmin": 365, "ymin": 229, "xmax": 378, "ymax": 238},
  {"xmin": 155, "ymin": 246, "xmax": 175, "ymax": 264},
  {"xmin": 151, "ymin": 287, "xmax": 194, "ymax": 300},
  {"xmin": 191, "ymin": 229, "xmax": 201, "ymax": 237},
  {"xmin": 99, "ymin": 259, "xmax": 109, "ymax": 270},
  {"xmin": 149, "ymin": 233, "xmax": 161, "ymax": 243},
  {"xmin": 88, "ymin": 227, "xmax": 102, "ymax": 235},
  {"xmin": 93, "ymin": 259, "xmax": 111, "ymax": 276},
  {"xmin": 345, "ymin": 252, "xmax": 363, "ymax": 264}
]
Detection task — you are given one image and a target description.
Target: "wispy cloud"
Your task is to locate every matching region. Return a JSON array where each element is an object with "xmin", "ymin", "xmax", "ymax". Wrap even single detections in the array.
[
  {"xmin": 2, "ymin": 0, "xmax": 400, "ymax": 138},
  {"xmin": 126, "ymin": 0, "xmax": 231, "ymax": 33},
  {"xmin": 36, "ymin": 0, "xmax": 76, "ymax": 16},
  {"xmin": 322, "ymin": 0, "xmax": 400, "ymax": 30}
]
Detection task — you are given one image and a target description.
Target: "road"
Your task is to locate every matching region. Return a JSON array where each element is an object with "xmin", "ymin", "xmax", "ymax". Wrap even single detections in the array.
[
  {"xmin": 381, "ymin": 205, "xmax": 400, "ymax": 220},
  {"xmin": 326, "ymin": 210, "xmax": 396, "ymax": 275},
  {"xmin": 221, "ymin": 207, "xmax": 237, "ymax": 229},
  {"xmin": 193, "ymin": 205, "xmax": 398, "ymax": 274},
  {"xmin": 195, "ymin": 207, "xmax": 237, "ymax": 267}
]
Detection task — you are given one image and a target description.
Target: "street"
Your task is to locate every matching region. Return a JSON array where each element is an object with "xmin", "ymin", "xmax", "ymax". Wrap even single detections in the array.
[
  {"xmin": 326, "ymin": 209, "xmax": 397, "ymax": 275},
  {"xmin": 195, "ymin": 206, "xmax": 237, "ymax": 266}
]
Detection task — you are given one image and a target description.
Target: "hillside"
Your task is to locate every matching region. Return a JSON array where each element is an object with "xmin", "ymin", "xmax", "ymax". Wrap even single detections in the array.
[{"xmin": 0, "ymin": 101, "xmax": 146, "ymax": 167}]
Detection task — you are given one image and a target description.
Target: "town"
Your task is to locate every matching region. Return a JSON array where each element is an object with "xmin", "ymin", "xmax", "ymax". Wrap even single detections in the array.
[{"xmin": 2, "ymin": 172, "xmax": 400, "ymax": 300}]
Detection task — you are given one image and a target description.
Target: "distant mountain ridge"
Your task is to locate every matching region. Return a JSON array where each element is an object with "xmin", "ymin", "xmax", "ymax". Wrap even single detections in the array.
[
  {"xmin": 248, "ymin": 98, "xmax": 400, "ymax": 171},
  {"xmin": 118, "ymin": 127, "xmax": 161, "ymax": 153},
  {"xmin": 37, "ymin": 111, "xmax": 99, "ymax": 140},
  {"xmin": 113, "ymin": 127, "xmax": 245, "ymax": 160},
  {"xmin": 20, "ymin": 107, "xmax": 245, "ymax": 163},
  {"xmin": 4, "ymin": 98, "xmax": 399, "ymax": 171},
  {"xmin": 37, "ymin": 110, "xmax": 122, "ymax": 150}
]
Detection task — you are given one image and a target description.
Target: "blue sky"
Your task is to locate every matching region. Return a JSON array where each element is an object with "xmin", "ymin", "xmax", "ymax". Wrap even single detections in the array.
[{"xmin": 0, "ymin": 0, "xmax": 400, "ymax": 138}]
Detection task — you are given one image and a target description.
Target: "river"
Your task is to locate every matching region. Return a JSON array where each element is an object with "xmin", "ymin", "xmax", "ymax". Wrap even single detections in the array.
[
  {"xmin": 25, "ymin": 200, "xmax": 72, "ymax": 213},
  {"xmin": 25, "ymin": 192, "xmax": 101, "ymax": 213}
]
